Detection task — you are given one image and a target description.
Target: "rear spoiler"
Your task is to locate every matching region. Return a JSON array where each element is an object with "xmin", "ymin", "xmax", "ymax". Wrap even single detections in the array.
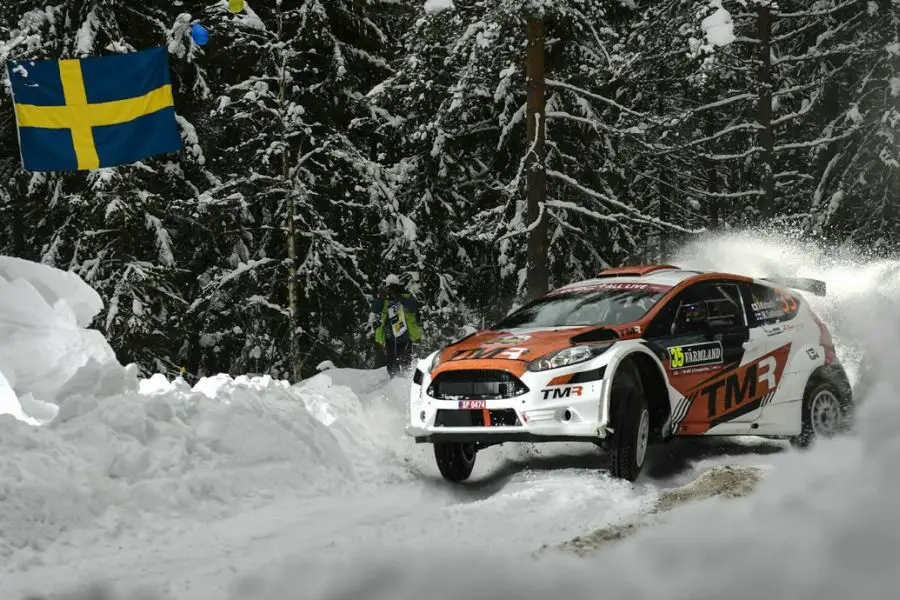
[{"xmin": 760, "ymin": 277, "xmax": 826, "ymax": 297}]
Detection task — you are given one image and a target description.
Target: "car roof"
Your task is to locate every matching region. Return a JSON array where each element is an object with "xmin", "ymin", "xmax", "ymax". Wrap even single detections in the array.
[
  {"xmin": 556, "ymin": 265, "xmax": 698, "ymax": 291},
  {"xmin": 553, "ymin": 264, "xmax": 757, "ymax": 293}
]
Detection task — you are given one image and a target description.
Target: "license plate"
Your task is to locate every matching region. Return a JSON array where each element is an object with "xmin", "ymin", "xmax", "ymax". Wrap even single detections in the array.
[{"xmin": 458, "ymin": 399, "xmax": 487, "ymax": 409}]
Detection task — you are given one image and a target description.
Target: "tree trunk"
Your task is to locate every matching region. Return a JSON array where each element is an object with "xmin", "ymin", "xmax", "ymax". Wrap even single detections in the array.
[
  {"xmin": 277, "ymin": 7, "xmax": 302, "ymax": 382},
  {"xmin": 756, "ymin": 3, "xmax": 776, "ymax": 222},
  {"xmin": 656, "ymin": 67, "xmax": 670, "ymax": 260},
  {"xmin": 658, "ymin": 175, "xmax": 670, "ymax": 260},
  {"xmin": 525, "ymin": 17, "xmax": 548, "ymax": 300},
  {"xmin": 704, "ymin": 84, "xmax": 719, "ymax": 230}
]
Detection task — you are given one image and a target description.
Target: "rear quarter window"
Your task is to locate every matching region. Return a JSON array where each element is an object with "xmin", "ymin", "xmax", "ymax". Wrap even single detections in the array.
[{"xmin": 746, "ymin": 283, "xmax": 800, "ymax": 325}]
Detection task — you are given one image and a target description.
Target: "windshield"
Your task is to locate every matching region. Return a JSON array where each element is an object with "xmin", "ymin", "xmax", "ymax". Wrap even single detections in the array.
[{"xmin": 492, "ymin": 283, "xmax": 670, "ymax": 329}]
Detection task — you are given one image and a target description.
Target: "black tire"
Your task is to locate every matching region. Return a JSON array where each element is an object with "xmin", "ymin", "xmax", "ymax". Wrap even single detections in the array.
[
  {"xmin": 790, "ymin": 379, "xmax": 852, "ymax": 449},
  {"xmin": 434, "ymin": 442, "xmax": 477, "ymax": 482},
  {"xmin": 608, "ymin": 362, "xmax": 651, "ymax": 482}
]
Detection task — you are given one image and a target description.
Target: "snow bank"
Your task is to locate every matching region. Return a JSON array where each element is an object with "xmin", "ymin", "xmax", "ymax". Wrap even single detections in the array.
[
  {"xmin": 0, "ymin": 256, "xmax": 102, "ymax": 327},
  {"xmin": 0, "ymin": 256, "xmax": 415, "ymax": 567},
  {"xmin": 0, "ymin": 255, "xmax": 134, "ymax": 419},
  {"xmin": 1, "ymin": 370, "xmax": 415, "ymax": 565}
]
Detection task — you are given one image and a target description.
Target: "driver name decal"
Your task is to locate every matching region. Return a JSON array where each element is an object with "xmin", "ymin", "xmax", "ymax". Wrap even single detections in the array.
[{"xmin": 667, "ymin": 341, "xmax": 723, "ymax": 370}]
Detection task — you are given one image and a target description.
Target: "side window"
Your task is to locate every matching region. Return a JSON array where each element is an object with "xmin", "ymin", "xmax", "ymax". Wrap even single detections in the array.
[
  {"xmin": 644, "ymin": 285, "xmax": 702, "ymax": 338},
  {"xmin": 673, "ymin": 282, "xmax": 744, "ymax": 334},
  {"xmin": 746, "ymin": 283, "xmax": 799, "ymax": 325},
  {"xmin": 645, "ymin": 282, "xmax": 744, "ymax": 338}
]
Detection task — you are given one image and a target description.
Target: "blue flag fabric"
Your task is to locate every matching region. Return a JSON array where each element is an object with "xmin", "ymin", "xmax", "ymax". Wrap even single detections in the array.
[{"xmin": 6, "ymin": 47, "xmax": 183, "ymax": 172}]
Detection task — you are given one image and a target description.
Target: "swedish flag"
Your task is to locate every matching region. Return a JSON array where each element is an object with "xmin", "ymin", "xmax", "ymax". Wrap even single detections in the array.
[{"xmin": 7, "ymin": 47, "xmax": 183, "ymax": 172}]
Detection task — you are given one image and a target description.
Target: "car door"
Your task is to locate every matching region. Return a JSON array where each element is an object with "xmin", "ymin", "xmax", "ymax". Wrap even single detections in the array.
[
  {"xmin": 644, "ymin": 280, "xmax": 755, "ymax": 435},
  {"xmin": 735, "ymin": 282, "xmax": 801, "ymax": 421}
]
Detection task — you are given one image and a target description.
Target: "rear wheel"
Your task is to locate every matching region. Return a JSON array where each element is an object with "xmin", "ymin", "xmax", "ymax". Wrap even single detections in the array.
[
  {"xmin": 434, "ymin": 442, "xmax": 477, "ymax": 482},
  {"xmin": 608, "ymin": 362, "xmax": 651, "ymax": 482},
  {"xmin": 790, "ymin": 380, "xmax": 850, "ymax": 449}
]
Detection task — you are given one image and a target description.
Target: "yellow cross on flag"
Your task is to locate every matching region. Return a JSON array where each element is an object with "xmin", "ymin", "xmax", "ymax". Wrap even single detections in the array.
[{"xmin": 7, "ymin": 47, "xmax": 183, "ymax": 172}]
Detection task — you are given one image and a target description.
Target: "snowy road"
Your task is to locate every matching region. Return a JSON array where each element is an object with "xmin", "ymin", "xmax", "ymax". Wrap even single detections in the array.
[
  {"xmin": 4, "ymin": 233, "xmax": 900, "ymax": 600},
  {"xmin": 5, "ymin": 468, "xmax": 653, "ymax": 599}
]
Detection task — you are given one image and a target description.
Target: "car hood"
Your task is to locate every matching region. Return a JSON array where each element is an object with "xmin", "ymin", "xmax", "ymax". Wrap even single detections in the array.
[{"xmin": 434, "ymin": 325, "xmax": 622, "ymax": 372}]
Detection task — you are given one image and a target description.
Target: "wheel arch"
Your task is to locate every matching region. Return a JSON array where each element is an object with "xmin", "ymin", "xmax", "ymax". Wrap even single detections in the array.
[
  {"xmin": 805, "ymin": 363, "xmax": 853, "ymax": 406},
  {"xmin": 606, "ymin": 346, "xmax": 672, "ymax": 441}
]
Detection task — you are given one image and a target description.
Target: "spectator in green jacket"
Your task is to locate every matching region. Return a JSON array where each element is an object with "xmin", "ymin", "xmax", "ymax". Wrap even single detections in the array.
[{"xmin": 370, "ymin": 274, "xmax": 423, "ymax": 377}]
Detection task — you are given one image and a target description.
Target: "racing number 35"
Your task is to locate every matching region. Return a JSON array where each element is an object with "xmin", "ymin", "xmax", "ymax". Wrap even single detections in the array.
[
  {"xmin": 669, "ymin": 346, "xmax": 685, "ymax": 368},
  {"xmin": 778, "ymin": 290, "xmax": 798, "ymax": 313}
]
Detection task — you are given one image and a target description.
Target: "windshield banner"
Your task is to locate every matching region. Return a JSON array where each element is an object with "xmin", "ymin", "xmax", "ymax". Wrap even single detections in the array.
[{"xmin": 547, "ymin": 282, "xmax": 672, "ymax": 295}]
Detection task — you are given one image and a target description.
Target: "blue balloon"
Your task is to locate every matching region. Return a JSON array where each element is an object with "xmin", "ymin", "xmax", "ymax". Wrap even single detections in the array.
[{"xmin": 191, "ymin": 23, "xmax": 209, "ymax": 46}]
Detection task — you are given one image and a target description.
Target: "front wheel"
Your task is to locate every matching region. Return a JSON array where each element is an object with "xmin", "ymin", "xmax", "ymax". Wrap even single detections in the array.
[
  {"xmin": 790, "ymin": 380, "xmax": 851, "ymax": 449},
  {"xmin": 608, "ymin": 363, "xmax": 651, "ymax": 482},
  {"xmin": 434, "ymin": 442, "xmax": 477, "ymax": 482}
]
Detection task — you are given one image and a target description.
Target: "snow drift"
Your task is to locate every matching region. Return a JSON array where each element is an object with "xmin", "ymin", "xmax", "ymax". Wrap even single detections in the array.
[
  {"xmin": 0, "ymin": 255, "xmax": 134, "ymax": 423},
  {"xmin": 0, "ymin": 256, "xmax": 414, "ymax": 567}
]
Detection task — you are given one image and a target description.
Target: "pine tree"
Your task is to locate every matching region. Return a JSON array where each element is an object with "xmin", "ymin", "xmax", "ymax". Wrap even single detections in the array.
[
  {"xmin": 1, "ymin": 0, "xmax": 897, "ymax": 380},
  {"xmin": 374, "ymin": 0, "xmax": 699, "ymax": 329},
  {"xmin": 0, "ymin": 2, "xmax": 214, "ymax": 375},
  {"xmin": 186, "ymin": 1, "xmax": 398, "ymax": 379}
]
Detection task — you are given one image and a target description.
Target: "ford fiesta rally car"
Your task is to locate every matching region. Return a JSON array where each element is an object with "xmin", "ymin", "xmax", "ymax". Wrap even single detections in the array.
[{"xmin": 406, "ymin": 265, "xmax": 854, "ymax": 483}]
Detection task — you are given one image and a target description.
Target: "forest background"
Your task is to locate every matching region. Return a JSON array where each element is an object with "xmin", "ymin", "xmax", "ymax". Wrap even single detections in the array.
[{"xmin": 0, "ymin": 0, "xmax": 896, "ymax": 380}]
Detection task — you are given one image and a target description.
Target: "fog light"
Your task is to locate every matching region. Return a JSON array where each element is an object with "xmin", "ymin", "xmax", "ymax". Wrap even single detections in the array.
[
  {"xmin": 419, "ymin": 411, "xmax": 426, "ymax": 422},
  {"xmin": 563, "ymin": 409, "xmax": 572, "ymax": 422}
]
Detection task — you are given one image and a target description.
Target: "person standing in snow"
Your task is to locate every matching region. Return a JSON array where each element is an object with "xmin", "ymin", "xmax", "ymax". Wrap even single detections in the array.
[{"xmin": 370, "ymin": 274, "xmax": 423, "ymax": 378}]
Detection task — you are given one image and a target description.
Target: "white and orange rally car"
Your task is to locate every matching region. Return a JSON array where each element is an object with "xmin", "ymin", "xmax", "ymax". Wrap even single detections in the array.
[{"xmin": 406, "ymin": 265, "xmax": 854, "ymax": 483}]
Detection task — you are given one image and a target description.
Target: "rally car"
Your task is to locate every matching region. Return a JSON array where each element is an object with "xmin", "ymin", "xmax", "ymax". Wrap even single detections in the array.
[{"xmin": 406, "ymin": 265, "xmax": 854, "ymax": 483}]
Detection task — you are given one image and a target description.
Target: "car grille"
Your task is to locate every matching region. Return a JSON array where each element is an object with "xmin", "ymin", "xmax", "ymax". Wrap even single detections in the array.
[
  {"xmin": 434, "ymin": 408, "xmax": 521, "ymax": 428},
  {"xmin": 427, "ymin": 369, "xmax": 529, "ymax": 400}
]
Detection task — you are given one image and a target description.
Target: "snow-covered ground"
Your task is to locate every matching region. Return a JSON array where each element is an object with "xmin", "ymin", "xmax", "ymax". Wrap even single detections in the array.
[{"xmin": 3, "ymin": 231, "xmax": 900, "ymax": 600}]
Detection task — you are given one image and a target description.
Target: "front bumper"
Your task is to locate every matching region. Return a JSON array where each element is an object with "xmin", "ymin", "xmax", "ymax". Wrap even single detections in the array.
[
  {"xmin": 406, "ymin": 423, "xmax": 606, "ymax": 444},
  {"xmin": 407, "ymin": 364, "xmax": 611, "ymax": 444}
]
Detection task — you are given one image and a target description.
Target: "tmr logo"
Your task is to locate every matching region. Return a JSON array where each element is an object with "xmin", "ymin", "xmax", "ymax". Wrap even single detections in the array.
[
  {"xmin": 703, "ymin": 355, "xmax": 779, "ymax": 419},
  {"xmin": 668, "ymin": 341, "xmax": 723, "ymax": 370},
  {"xmin": 541, "ymin": 385, "xmax": 583, "ymax": 400}
]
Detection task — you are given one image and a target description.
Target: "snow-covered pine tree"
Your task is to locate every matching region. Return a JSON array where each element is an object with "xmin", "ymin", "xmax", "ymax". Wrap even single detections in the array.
[
  {"xmin": 618, "ymin": 1, "xmax": 730, "ymax": 237},
  {"xmin": 0, "ymin": 4, "xmax": 22, "ymax": 254},
  {"xmin": 618, "ymin": 0, "xmax": 775, "ymax": 233},
  {"xmin": 0, "ymin": 2, "xmax": 213, "ymax": 375},
  {"xmin": 780, "ymin": 0, "xmax": 900, "ymax": 251},
  {"xmin": 729, "ymin": 0, "xmax": 884, "ymax": 229},
  {"xmin": 188, "ymin": 1, "xmax": 398, "ymax": 379},
  {"xmin": 620, "ymin": 0, "xmax": 900, "ymax": 250},
  {"xmin": 373, "ymin": 0, "xmax": 700, "ymax": 330},
  {"xmin": 681, "ymin": 0, "xmax": 900, "ymax": 245}
]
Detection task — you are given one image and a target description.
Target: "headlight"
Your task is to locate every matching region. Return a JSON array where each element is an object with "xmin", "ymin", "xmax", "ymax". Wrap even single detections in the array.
[
  {"xmin": 526, "ymin": 343, "xmax": 613, "ymax": 372},
  {"xmin": 428, "ymin": 349, "xmax": 444, "ymax": 373}
]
